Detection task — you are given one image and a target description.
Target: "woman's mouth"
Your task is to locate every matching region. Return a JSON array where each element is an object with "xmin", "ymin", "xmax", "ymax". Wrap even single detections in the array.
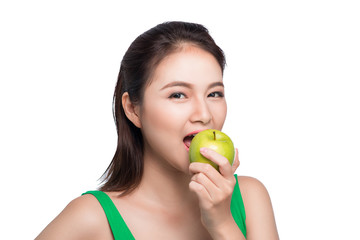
[
  {"xmin": 183, "ymin": 134, "xmax": 196, "ymax": 150},
  {"xmin": 183, "ymin": 130, "xmax": 204, "ymax": 151}
]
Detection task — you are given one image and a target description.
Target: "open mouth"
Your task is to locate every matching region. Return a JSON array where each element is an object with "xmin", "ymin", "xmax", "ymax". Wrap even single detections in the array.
[
  {"xmin": 183, "ymin": 130, "xmax": 203, "ymax": 151},
  {"xmin": 183, "ymin": 134, "xmax": 196, "ymax": 150}
]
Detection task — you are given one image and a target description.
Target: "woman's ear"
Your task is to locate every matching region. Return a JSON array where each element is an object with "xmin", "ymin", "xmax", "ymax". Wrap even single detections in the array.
[{"xmin": 122, "ymin": 92, "xmax": 141, "ymax": 128}]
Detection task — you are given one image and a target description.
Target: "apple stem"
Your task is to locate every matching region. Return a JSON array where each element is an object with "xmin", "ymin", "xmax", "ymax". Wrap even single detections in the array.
[{"xmin": 213, "ymin": 131, "xmax": 216, "ymax": 140}]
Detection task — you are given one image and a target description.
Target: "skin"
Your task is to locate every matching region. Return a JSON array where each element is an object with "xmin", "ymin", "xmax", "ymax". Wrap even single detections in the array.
[{"xmin": 36, "ymin": 45, "xmax": 279, "ymax": 239}]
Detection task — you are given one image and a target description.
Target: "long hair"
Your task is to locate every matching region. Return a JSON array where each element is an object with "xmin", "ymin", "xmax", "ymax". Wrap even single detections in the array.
[{"xmin": 100, "ymin": 21, "xmax": 226, "ymax": 194}]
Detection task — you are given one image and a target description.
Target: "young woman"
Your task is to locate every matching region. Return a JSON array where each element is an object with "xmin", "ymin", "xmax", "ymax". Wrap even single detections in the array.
[{"xmin": 36, "ymin": 21, "xmax": 279, "ymax": 240}]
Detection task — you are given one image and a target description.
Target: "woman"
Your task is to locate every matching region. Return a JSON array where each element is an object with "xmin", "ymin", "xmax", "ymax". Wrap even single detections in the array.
[{"xmin": 36, "ymin": 21, "xmax": 279, "ymax": 239}]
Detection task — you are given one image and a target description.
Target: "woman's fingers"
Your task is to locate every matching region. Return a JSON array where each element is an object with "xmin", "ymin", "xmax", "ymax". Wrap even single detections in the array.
[
  {"xmin": 189, "ymin": 172, "xmax": 214, "ymax": 201},
  {"xmin": 232, "ymin": 148, "xmax": 240, "ymax": 173},
  {"xmin": 189, "ymin": 162, "xmax": 223, "ymax": 188},
  {"xmin": 198, "ymin": 147, "xmax": 236, "ymax": 179},
  {"xmin": 189, "ymin": 147, "xmax": 239, "ymax": 197}
]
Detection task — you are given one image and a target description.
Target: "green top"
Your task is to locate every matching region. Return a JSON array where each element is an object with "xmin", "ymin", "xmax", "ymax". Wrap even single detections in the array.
[{"xmin": 82, "ymin": 174, "xmax": 246, "ymax": 239}]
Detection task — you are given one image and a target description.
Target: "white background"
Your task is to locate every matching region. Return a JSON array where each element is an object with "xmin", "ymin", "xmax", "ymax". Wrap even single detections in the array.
[{"xmin": 1, "ymin": 0, "xmax": 359, "ymax": 239}]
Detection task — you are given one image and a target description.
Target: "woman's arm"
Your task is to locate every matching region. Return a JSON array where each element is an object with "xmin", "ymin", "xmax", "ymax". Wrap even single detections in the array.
[
  {"xmin": 35, "ymin": 194, "xmax": 112, "ymax": 240},
  {"xmin": 238, "ymin": 176, "xmax": 279, "ymax": 240}
]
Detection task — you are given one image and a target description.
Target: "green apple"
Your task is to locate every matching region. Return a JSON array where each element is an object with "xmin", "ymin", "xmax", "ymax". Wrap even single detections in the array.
[{"xmin": 189, "ymin": 129, "xmax": 235, "ymax": 171}]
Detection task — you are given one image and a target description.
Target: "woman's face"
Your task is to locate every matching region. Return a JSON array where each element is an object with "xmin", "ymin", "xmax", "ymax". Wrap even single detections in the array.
[{"xmin": 139, "ymin": 45, "xmax": 227, "ymax": 173}]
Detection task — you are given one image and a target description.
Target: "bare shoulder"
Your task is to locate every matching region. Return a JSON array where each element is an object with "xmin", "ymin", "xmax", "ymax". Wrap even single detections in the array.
[
  {"xmin": 237, "ymin": 176, "xmax": 270, "ymax": 199},
  {"xmin": 237, "ymin": 176, "xmax": 279, "ymax": 240},
  {"xmin": 237, "ymin": 176, "xmax": 274, "ymax": 215},
  {"xmin": 36, "ymin": 194, "xmax": 112, "ymax": 240}
]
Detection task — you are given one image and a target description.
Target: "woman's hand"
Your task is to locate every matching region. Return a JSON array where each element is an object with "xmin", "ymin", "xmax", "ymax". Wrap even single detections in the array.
[{"xmin": 189, "ymin": 147, "xmax": 243, "ymax": 239}]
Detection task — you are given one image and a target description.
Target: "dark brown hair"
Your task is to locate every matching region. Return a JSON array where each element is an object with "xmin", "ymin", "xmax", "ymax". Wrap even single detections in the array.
[{"xmin": 100, "ymin": 21, "xmax": 226, "ymax": 194}]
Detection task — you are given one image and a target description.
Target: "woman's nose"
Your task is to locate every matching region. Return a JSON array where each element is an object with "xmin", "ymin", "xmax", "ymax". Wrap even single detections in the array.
[{"xmin": 190, "ymin": 98, "xmax": 212, "ymax": 125}]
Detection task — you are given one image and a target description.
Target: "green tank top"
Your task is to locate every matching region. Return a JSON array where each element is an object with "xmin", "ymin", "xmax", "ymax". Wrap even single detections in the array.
[{"xmin": 82, "ymin": 174, "xmax": 246, "ymax": 239}]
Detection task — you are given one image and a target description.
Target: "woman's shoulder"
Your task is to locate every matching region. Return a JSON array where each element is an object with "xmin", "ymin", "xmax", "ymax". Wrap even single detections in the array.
[
  {"xmin": 64, "ymin": 194, "xmax": 109, "ymax": 227},
  {"xmin": 236, "ymin": 175, "xmax": 273, "ymax": 210},
  {"xmin": 36, "ymin": 194, "xmax": 112, "ymax": 240},
  {"xmin": 237, "ymin": 175, "xmax": 269, "ymax": 195},
  {"xmin": 236, "ymin": 175, "xmax": 279, "ymax": 239}
]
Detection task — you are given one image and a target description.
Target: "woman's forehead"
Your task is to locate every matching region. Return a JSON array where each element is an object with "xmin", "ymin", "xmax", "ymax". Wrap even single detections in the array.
[{"xmin": 147, "ymin": 46, "xmax": 223, "ymax": 88}]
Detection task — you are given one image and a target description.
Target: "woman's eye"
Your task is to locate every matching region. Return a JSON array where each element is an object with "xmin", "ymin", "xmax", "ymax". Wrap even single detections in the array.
[
  {"xmin": 208, "ymin": 91, "xmax": 224, "ymax": 98},
  {"xmin": 169, "ymin": 92, "xmax": 186, "ymax": 99}
]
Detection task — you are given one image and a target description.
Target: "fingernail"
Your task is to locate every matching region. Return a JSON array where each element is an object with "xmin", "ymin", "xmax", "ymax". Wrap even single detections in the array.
[{"xmin": 200, "ymin": 147, "xmax": 207, "ymax": 154}]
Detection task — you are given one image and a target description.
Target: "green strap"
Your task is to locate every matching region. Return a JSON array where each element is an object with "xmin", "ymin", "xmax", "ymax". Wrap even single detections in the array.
[
  {"xmin": 82, "ymin": 191, "xmax": 135, "ymax": 240},
  {"xmin": 231, "ymin": 174, "xmax": 247, "ymax": 238}
]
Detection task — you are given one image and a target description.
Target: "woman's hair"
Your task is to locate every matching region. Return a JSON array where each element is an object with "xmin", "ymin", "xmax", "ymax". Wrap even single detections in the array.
[{"xmin": 100, "ymin": 21, "xmax": 226, "ymax": 194}]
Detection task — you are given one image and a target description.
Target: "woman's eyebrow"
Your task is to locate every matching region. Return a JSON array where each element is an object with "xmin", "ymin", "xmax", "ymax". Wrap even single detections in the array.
[
  {"xmin": 160, "ymin": 81, "xmax": 224, "ymax": 90},
  {"xmin": 208, "ymin": 81, "xmax": 224, "ymax": 89},
  {"xmin": 160, "ymin": 81, "xmax": 193, "ymax": 90}
]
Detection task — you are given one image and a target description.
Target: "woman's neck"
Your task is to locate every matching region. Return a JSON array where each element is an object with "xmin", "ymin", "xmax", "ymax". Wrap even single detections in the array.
[{"xmin": 129, "ymin": 152, "xmax": 197, "ymax": 210}]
